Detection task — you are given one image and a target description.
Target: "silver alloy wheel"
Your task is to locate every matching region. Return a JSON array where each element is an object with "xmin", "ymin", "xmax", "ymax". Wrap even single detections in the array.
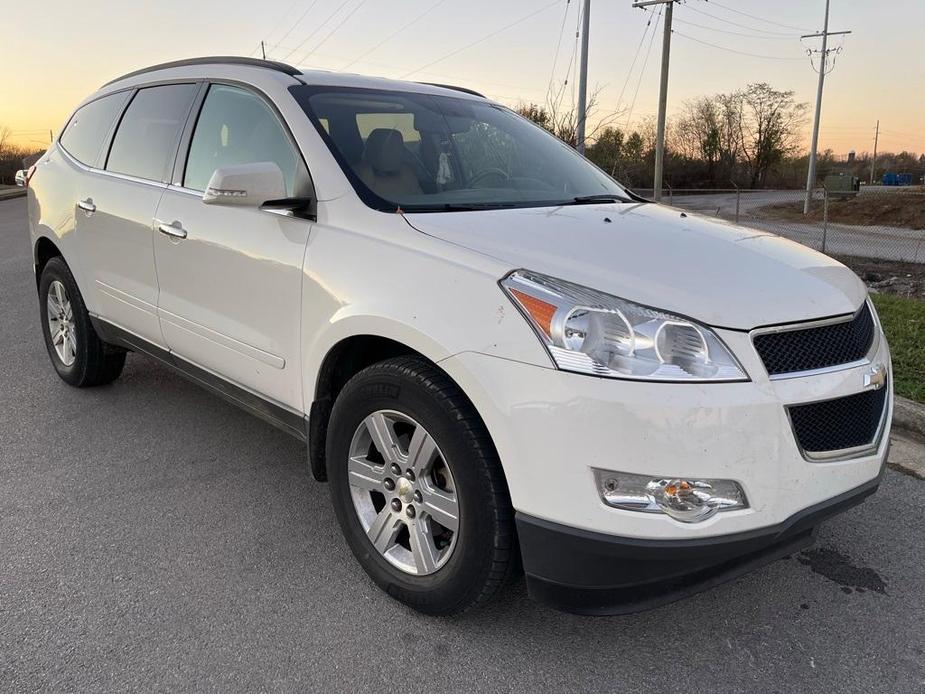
[
  {"xmin": 348, "ymin": 410, "xmax": 460, "ymax": 576},
  {"xmin": 46, "ymin": 280, "xmax": 77, "ymax": 367}
]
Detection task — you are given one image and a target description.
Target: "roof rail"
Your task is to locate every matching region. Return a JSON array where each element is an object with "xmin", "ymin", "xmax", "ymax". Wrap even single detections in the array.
[
  {"xmin": 418, "ymin": 82, "xmax": 485, "ymax": 98},
  {"xmin": 102, "ymin": 56, "xmax": 301, "ymax": 87}
]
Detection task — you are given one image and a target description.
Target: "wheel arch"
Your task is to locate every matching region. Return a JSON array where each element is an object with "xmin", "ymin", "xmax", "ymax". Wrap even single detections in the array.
[
  {"xmin": 305, "ymin": 325, "xmax": 499, "ymax": 486},
  {"xmin": 34, "ymin": 236, "xmax": 64, "ymax": 290},
  {"xmin": 307, "ymin": 330, "xmax": 432, "ymax": 482}
]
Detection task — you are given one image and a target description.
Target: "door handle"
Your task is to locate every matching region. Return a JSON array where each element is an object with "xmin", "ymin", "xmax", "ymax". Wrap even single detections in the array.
[
  {"xmin": 77, "ymin": 198, "xmax": 96, "ymax": 214},
  {"xmin": 156, "ymin": 221, "xmax": 188, "ymax": 240}
]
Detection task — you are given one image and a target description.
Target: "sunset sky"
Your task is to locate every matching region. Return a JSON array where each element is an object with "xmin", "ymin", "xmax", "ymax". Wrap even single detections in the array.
[{"xmin": 2, "ymin": 0, "xmax": 922, "ymax": 155}]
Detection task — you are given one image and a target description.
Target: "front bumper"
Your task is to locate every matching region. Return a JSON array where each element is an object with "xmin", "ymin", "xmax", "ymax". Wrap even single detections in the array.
[
  {"xmin": 441, "ymin": 331, "xmax": 891, "ymax": 540},
  {"xmin": 516, "ymin": 468, "xmax": 883, "ymax": 614},
  {"xmin": 438, "ymin": 327, "xmax": 891, "ymax": 612}
]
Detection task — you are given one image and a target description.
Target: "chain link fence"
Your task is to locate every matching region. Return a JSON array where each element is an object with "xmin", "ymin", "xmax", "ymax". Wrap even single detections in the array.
[{"xmin": 632, "ymin": 187, "xmax": 925, "ymax": 264}]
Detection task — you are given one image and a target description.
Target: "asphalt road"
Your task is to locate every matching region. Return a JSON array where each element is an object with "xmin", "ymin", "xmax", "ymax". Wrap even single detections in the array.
[
  {"xmin": 670, "ymin": 191, "xmax": 925, "ymax": 263},
  {"xmin": 2, "ymin": 196, "xmax": 924, "ymax": 693}
]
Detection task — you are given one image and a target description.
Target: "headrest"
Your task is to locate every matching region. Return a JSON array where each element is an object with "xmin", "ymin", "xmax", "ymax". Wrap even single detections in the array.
[{"xmin": 364, "ymin": 128, "xmax": 406, "ymax": 175}]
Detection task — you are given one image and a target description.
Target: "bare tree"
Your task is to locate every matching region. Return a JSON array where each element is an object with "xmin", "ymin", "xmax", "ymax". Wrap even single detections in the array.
[
  {"xmin": 0, "ymin": 125, "xmax": 45, "ymax": 185},
  {"xmin": 735, "ymin": 83, "xmax": 808, "ymax": 188},
  {"xmin": 674, "ymin": 95, "xmax": 745, "ymax": 186},
  {"xmin": 516, "ymin": 84, "xmax": 623, "ymax": 149},
  {"xmin": 0, "ymin": 125, "xmax": 11, "ymax": 156},
  {"xmin": 674, "ymin": 98, "xmax": 720, "ymax": 179},
  {"xmin": 517, "ymin": 82, "xmax": 810, "ymax": 190}
]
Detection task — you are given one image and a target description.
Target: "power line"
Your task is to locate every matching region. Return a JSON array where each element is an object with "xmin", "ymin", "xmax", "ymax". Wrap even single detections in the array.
[
  {"xmin": 613, "ymin": 6, "xmax": 662, "ymax": 176},
  {"xmin": 256, "ymin": 0, "xmax": 301, "ymax": 53},
  {"xmin": 299, "ymin": 46, "xmax": 554, "ymax": 99},
  {"xmin": 672, "ymin": 16, "xmax": 795, "ymax": 40},
  {"xmin": 683, "ymin": 5, "xmax": 798, "ymax": 37},
  {"xmin": 267, "ymin": 0, "xmax": 321, "ymax": 59},
  {"xmin": 569, "ymin": 1, "xmax": 584, "ymax": 110},
  {"xmin": 881, "ymin": 129, "xmax": 920, "ymax": 140},
  {"xmin": 701, "ymin": 0, "xmax": 811, "ymax": 33},
  {"xmin": 672, "ymin": 30, "xmax": 806, "ymax": 61},
  {"xmin": 546, "ymin": 1, "xmax": 574, "ymax": 103},
  {"xmin": 400, "ymin": 0, "xmax": 561, "ymax": 79},
  {"xmin": 551, "ymin": 1, "xmax": 584, "ymax": 117},
  {"xmin": 614, "ymin": 7, "xmax": 660, "ymax": 111},
  {"xmin": 624, "ymin": 7, "xmax": 662, "ymax": 130},
  {"xmin": 280, "ymin": 0, "xmax": 354, "ymax": 63},
  {"xmin": 297, "ymin": 0, "xmax": 371, "ymax": 64},
  {"xmin": 341, "ymin": 0, "xmax": 451, "ymax": 71}
]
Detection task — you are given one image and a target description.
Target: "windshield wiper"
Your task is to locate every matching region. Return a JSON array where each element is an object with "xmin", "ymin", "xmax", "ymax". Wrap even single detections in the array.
[
  {"xmin": 568, "ymin": 194, "xmax": 631, "ymax": 204},
  {"xmin": 402, "ymin": 202, "xmax": 520, "ymax": 212}
]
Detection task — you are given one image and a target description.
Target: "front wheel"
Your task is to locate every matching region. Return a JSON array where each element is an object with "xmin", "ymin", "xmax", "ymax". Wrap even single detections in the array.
[{"xmin": 326, "ymin": 357, "xmax": 517, "ymax": 615}]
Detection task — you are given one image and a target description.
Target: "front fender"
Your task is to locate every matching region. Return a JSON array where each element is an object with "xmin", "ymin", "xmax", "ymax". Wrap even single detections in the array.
[{"xmin": 299, "ymin": 207, "xmax": 552, "ymax": 409}]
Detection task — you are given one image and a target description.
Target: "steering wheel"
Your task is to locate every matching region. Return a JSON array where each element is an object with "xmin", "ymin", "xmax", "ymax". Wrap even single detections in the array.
[{"xmin": 468, "ymin": 168, "xmax": 510, "ymax": 188}]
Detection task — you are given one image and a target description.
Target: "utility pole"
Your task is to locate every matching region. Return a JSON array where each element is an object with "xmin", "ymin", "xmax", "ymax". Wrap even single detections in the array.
[
  {"xmin": 260, "ymin": 40, "xmax": 267, "ymax": 60},
  {"xmin": 633, "ymin": 0, "xmax": 675, "ymax": 201},
  {"xmin": 576, "ymin": 0, "xmax": 592, "ymax": 155},
  {"xmin": 802, "ymin": 0, "xmax": 851, "ymax": 213},
  {"xmin": 869, "ymin": 119, "xmax": 879, "ymax": 185}
]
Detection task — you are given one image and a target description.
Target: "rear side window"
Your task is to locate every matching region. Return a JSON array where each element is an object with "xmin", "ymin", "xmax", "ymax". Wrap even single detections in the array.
[
  {"xmin": 59, "ymin": 92, "xmax": 130, "ymax": 167},
  {"xmin": 183, "ymin": 84, "xmax": 301, "ymax": 195},
  {"xmin": 106, "ymin": 84, "xmax": 197, "ymax": 182}
]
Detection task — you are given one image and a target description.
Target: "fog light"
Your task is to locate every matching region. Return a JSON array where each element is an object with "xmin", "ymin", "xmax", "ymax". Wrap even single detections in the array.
[{"xmin": 594, "ymin": 469, "xmax": 747, "ymax": 523}]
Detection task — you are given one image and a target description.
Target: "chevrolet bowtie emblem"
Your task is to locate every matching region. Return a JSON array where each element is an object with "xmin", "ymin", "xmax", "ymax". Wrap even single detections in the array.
[{"xmin": 863, "ymin": 364, "xmax": 887, "ymax": 390}]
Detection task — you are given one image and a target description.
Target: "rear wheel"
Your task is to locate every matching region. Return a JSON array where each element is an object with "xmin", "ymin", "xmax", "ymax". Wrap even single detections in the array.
[
  {"xmin": 39, "ymin": 257, "xmax": 126, "ymax": 387},
  {"xmin": 327, "ymin": 356, "xmax": 516, "ymax": 615}
]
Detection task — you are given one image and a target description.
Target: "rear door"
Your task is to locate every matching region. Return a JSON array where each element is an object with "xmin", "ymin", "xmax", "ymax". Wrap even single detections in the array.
[
  {"xmin": 152, "ymin": 83, "xmax": 313, "ymax": 412},
  {"xmin": 75, "ymin": 83, "xmax": 198, "ymax": 346}
]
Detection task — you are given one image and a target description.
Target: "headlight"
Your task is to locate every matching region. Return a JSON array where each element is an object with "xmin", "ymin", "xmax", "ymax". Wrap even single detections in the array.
[{"xmin": 501, "ymin": 270, "xmax": 747, "ymax": 382}]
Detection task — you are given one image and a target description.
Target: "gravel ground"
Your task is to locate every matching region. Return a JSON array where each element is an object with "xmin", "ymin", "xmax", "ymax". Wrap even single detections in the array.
[{"xmin": 2, "ymin": 197, "xmax": 924, "ymax": 693}]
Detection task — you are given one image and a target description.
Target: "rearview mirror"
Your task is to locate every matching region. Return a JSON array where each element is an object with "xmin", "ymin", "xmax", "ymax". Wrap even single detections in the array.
[{"xmin": 202, "ymin": 162, "xmax": 287, "ymax": 207}]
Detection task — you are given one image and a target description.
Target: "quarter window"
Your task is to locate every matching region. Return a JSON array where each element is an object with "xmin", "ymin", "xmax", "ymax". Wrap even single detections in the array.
[
  {"xmin": 106, "ymin": 84, "xmax": 197, "ymax": 182},
  {"xmin": 59, "ymin": 92, "xmax": 130, "ymax": 167},
  {"xmin": 184, "ymin": 85, "xmax": 301, "ymax": 196}
]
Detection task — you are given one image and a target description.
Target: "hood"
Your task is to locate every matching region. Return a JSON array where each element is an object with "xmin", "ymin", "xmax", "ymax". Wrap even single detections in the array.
[{"xmin": 404, "ymin": 202, "xmax": 866, "ymax": 330}]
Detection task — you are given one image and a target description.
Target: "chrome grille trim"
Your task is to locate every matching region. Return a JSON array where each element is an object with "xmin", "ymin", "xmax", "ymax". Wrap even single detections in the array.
[{"xmin": 751, "ymin": 300, "xmax": 880, "ymax": 381}]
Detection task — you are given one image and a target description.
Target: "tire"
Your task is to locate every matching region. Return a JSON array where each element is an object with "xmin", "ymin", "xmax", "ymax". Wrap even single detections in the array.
[
  {"xmin": 39, "ymin": 257, "xmax": 126, "ymax": 387},
  {"xmin": 326, "ymin": 356, "xmax": 517, "ymax": 615}
]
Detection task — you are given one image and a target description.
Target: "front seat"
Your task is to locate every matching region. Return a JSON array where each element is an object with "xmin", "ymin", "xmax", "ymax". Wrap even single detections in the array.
[{"xmin": 356, "ymin": 128, "xmax": 423, "ymax": 199}]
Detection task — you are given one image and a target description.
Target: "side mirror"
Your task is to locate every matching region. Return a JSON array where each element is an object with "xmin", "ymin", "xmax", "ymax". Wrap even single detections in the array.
[
  {"xmin": 14, "ymin": 169, "xmax": 26, "ymax": 187},
  {"xmin": 202, "ymin": 162, "xmax": 287, "ymax": 207}
]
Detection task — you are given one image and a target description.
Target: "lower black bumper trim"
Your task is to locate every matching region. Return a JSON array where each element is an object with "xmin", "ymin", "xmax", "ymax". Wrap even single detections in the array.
[{"xmin": 517, "ymin": 468, "xmax": 883, "ymax": 615}]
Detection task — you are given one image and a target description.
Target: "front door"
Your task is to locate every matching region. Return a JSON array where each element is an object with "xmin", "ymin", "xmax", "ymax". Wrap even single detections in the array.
[{"xmin": 153, "ymin": 83, "xmax": 313, "ymax": 412}]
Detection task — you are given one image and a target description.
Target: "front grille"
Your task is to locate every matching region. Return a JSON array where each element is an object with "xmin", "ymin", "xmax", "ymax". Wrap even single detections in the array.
[
  {"xmin": 788, "ymin": 385, "xmax": 887, "ymax": 455},
  {"xmin": 754, "ymin": 303, "xmax": 874, "ymax": 376}
]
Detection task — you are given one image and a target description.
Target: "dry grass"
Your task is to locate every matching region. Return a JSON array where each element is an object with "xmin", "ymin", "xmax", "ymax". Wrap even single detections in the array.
[{"xmin": 757, "ymin": 193, "xmax": 925, "ymax": 230}]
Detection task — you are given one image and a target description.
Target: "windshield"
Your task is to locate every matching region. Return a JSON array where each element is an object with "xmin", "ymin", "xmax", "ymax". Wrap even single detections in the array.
[{"xmin": 290, "ymin": 85, "xmax": 631, "ymax": 212}]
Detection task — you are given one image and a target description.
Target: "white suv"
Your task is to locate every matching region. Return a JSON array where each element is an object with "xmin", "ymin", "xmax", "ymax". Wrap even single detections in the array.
[{"xmin": 27, "ymin": 57, "xmax": 891, "ymax": 615}]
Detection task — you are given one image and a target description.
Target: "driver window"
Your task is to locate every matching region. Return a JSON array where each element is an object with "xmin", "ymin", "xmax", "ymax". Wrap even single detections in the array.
[{"xmin": 184, "ymin": 85, "xmax": 306, "ymax": 196}]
